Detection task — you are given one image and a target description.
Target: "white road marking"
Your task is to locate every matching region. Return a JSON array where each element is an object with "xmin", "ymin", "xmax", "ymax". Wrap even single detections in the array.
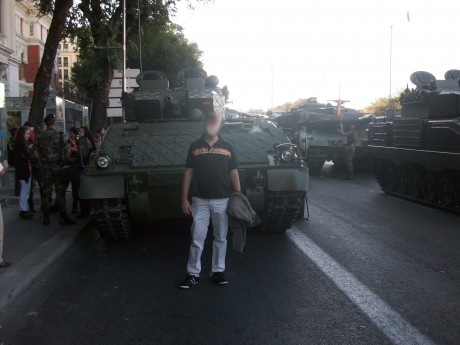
[{"xmin": 287, "ymin": 226, "xmax": 436, "ymax": 345}]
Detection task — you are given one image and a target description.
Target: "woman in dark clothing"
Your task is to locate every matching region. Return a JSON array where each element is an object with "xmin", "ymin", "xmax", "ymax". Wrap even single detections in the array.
[
  {"xmin": 8, "ymin": 127, "xmax": 20, "ymax": 196},
  {"xmin": 14, "ymin": 127, "xmax": 33, "ymax": 220}
]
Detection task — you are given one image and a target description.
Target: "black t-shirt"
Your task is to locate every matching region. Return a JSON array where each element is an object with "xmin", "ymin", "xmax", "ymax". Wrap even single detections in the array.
[{"xmin": 186, "ymin": 136, "xmax": 238, "ymax": 199}]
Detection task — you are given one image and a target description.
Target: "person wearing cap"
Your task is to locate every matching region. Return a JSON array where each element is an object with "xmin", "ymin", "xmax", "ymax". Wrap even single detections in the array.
[
  {"xmin": 34, "ymin": 114, "xmax": 75, "ymax": 226},
  {"xmin": 179, "ymin": 110, "xmax": 241, "ymax": 289}
]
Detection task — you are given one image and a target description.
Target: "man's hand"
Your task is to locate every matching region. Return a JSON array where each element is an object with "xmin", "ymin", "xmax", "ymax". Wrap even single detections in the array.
[{"xmin": 181, "ymin": 198, "xmax": 192, "ymax": 216}]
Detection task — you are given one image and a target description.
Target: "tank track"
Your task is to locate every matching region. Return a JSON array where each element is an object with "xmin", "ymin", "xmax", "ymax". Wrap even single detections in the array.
[
  {"xmin": 373, "ymin": 159, "xmax": 460, "ymax": 215},
  {"xmin": 260, "ymin": 191, "xmax": 307, "ymax": 233},
  {"xmin": 92, "ymin": 199, "xmax": 134, "ymax": 240}
]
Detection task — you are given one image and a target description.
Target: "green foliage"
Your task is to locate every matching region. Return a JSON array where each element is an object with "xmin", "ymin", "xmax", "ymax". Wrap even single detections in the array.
[
  {"xmin": 127, "ymin": 23, "xmax": 203, "ymax": 85},
  {"xmin": 364, "ymin": 96, "xmax": 401, "ymax": 116}
]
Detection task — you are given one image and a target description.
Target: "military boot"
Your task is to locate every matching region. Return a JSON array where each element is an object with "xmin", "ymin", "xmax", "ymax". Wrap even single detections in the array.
[{"xmin": 60, "ymin": 212, "xmax": 76, "ymax": 225}]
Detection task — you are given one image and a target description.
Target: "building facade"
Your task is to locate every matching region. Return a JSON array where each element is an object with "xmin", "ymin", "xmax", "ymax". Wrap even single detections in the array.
[
  {"xmin": 57, "ymin": 40, "xmax": 78, "ymax": 93},
  {"xmin": 0, "ymin": 0, "xmax": 57, "ymax": 98}
]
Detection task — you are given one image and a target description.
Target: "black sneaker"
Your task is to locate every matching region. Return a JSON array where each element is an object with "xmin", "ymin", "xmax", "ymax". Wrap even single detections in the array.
[
  {"xmin": 179, "ymin": 275, "xmax": 200, "ymax": 289},
  {"xmin": 19, "ymin": 211, "xmax": 33, "ymax": 220},
  {"xmin": 211, "ymin": 272, "xmax": 228, "ymax": 285}
]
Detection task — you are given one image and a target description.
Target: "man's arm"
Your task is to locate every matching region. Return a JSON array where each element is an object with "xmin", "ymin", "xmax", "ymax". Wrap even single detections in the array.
[
  {"xmin": 339, "ymin": 123, "xmax": 348, "ymax": 136},
  {"xmin": 230, "ymin": 169, "xmax": 241, "ymax": 193},
  {"xmin": 0, "ymin": 160, "xmax": 9, "ymax": 177},
  {"xmin": 181, "ymin": 168, "xmax": 193, "ymax": 215}
]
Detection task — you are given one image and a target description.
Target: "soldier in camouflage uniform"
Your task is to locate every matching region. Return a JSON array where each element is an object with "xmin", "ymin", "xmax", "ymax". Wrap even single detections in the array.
[
  {"xmin": 34, "ymin": 114, "xmax": 75, "ymax": 226},
  {"xmin": 339, "ymin": 123, "xmax": 357, "ymax": 180}
]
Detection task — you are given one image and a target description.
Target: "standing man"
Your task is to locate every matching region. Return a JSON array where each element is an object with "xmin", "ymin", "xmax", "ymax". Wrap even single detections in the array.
[
  {"xmin": 24, "ymin": 121, "xmax": 39, "ymax": 213},
  {"xmin": 34, "ymin": 114, "xmax": 75, "ymax": 226},
  {"xmin": 0, "ymin": 160, "xmax": 11, "ymax": 269},
  {"xmin": 179, "ymin": 111, "xmax": 240, "ymax": 289},
  {"xmin": 339, "ymin": 123, "xmax": 358, "ymax": 180}
]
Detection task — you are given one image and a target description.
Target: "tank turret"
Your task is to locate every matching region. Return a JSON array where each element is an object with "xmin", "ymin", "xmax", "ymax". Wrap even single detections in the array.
[{"xmin": 399, "ymin": 70, "xmax": 460, "ymax": 119}]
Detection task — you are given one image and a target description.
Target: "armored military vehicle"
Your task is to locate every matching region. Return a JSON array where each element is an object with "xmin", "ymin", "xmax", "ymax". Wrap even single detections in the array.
[
  {"xmin": 79, "ymin": 68, "xmax": 310, "ymax": 240},
  {"xmin": 367, "ymin": 70, "xmax": 460, "ymax": 213},
  {"xmin": 276, "ymin": 99, "xmax": 369, "ymax": 174}
]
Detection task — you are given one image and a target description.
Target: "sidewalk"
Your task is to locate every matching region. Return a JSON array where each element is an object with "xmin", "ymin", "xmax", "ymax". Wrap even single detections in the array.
[{"xmin": 0, "ymin": 180, "xmax": 91, "ymax": 310}]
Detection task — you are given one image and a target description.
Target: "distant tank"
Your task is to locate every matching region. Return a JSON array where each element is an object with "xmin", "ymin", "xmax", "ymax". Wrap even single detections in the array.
[
  {"xmin": 366, "ymin": 70, "xmax": 460, "ymax": 213},
  {"xmin": 79, "ymin": 68, "xmax": 310, "ymax": 240},
  {"xmin": 277, "ymin": 98, "xmax": 369, "ymax": 174}
]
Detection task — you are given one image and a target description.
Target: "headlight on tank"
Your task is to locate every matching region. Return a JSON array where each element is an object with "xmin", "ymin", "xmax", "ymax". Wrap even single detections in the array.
[
  {"xmin": 280, "ymin": 150, "xmax": 293, "ymax": 162},
  {"xmin": 97, "ymin": 155, "xmax": 110, "ymax": 169}
]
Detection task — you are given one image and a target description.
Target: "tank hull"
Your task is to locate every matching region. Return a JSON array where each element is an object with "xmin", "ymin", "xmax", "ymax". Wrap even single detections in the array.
[
  {"xmin": 367, "ymin": 118, "xmax": 460, "ymax": 214},
  {"xmin": 79, "ymin": 121, "xmax": 310, "ymax": 239}
]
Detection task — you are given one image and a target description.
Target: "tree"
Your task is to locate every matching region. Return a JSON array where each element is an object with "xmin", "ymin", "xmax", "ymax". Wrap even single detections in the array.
[
  {"xmin": 28, "ymin": 0, "xmax": 74, "ymax": 127},
  {"xmin": 127, "ymin": 23, "xmax": 203, "ymax": 85},
  {"xmin": 364, "ymin": 96, "xmax": 401, "ymax": 116}
]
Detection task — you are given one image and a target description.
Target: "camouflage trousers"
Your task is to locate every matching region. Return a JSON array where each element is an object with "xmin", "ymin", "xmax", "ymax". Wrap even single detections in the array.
[
  {"xmin": 345, "ymin": 145, "xmax": 356, "ymax": 170},
  {"xmin": 40, "ymin": 164, "xmax": 66, "ymax": 213}
]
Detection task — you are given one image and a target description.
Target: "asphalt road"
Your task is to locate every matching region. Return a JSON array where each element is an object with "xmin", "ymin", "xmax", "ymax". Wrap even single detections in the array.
[{"xmin": 1, "ymin": 163, "xmax": 459, "ymax": 345}]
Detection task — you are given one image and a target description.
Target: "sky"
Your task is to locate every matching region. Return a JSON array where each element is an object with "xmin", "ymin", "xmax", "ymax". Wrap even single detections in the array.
[{"xmin": 173, "ymin": 0, "xmax": 460, "ymax": 111}]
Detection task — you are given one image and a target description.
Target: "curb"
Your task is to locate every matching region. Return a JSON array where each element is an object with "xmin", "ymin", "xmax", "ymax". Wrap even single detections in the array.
[{"xmin": 0, "ymin": 220, "xmax": 93, "ymax": 310}]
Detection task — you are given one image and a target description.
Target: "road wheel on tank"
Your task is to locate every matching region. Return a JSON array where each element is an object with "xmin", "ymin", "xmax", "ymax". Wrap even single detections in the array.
[
  {"xmin": 437, "ymin": 177, "xmax": 454, "ymax": 207},
  {"xmin": 422, "ymin": 174, "xmax": 437, "ymax": 202},
  {"xmin": 407, "ymin": 172, "xmax": 422, "ymax": 198},
  {"xmin": 396, "ymin": 170, "xmax": 408, "ymax": 194},
  {"xmin": 383, "ymin": 167, "xmax": 396, "ymax": 191}
]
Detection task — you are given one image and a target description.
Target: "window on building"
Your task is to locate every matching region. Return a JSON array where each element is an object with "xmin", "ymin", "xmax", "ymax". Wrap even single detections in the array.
[
  {"xmin": 63, "ymin": 57, "xmax": 68, "ymax": 67},
  {"xmin": 63, "ymin": 43, "xmax": 69, "ymax": 50},
  {"xmin": 63, "ymin": 69, "xmax": 69, "ymax": 80},
  {"xmin": 20, "ymin": 18, "xmax": 24, "ymax": 35},
  {"xmin": 58, "ymin": 69, "xmax": 62, "ymax": 79},
  {"xmin": 30, "ymin": 23, "xmax": 34, "ymax": 36},
  {"xmin": 58, "ymin": 57, "xmax": 61, "ymax": 67}
]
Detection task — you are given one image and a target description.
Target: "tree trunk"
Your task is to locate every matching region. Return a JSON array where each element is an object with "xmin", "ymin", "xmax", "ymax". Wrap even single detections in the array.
[
  {"xmin": 89, "ymin": 58, "xmax": 113, "ymax": 132},
  {"xmin": 28, "ymin": 0, "xmax": 73, "ymax": 128}
]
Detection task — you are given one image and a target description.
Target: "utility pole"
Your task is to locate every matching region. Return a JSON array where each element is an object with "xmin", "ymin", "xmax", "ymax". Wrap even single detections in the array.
[
  {"xmin": 389, "ymin": 25, "xmax": 393, "ymax": 99},
  {"xmin": 271, "ymin": 65, "xmax": 274, "ymax": 110},
  {"xmin": 122, "ymin": 0, "xmax": 127, "ymax": 122}
]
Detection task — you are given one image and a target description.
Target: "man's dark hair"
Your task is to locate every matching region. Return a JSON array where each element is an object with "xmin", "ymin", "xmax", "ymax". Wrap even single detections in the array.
[{"xmin": 44, "ymin": 114, "xmax": 56, "ymax": 126}]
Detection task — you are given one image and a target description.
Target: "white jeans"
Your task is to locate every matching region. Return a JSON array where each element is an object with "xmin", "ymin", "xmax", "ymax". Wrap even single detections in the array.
[
  {"xmin": 187, "ymin": 197, "xmax": 229, "ymax": 276},
  {"xmin": 19, "ymin": 179, "xmax": 31, "ymax": 212}
]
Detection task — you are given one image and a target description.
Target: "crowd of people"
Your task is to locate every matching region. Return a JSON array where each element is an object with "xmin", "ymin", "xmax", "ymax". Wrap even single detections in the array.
[{"xmin": 6, "ymin": 115, "xmax": 106, "ymax": 224}]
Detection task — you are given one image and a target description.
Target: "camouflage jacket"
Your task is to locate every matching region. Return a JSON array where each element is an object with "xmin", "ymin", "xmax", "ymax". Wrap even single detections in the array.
[{"xmin": 34, "ymin": 128, "xmax": 65, "ymax": 165}]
